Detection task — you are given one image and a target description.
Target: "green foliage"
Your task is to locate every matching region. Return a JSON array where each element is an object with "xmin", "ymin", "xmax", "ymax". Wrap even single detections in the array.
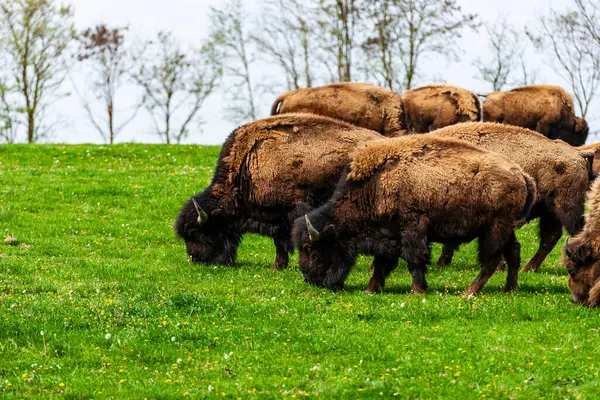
[{"xmin": 1, "ymin": 144, "xmax": 599, "ymax": 398}]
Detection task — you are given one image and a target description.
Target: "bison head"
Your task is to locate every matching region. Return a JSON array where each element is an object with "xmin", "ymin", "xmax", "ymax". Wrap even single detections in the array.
[
  {"xmin": 292, "ymin": 207, "xmax": 356, "ymax": 291},
  {"xmin": 563, "ymin": 236, "xmax": 600, "ymax": 307},
  {"xmin": 174, "ymin": 190, "xmax": 241, "ymax": 265}
]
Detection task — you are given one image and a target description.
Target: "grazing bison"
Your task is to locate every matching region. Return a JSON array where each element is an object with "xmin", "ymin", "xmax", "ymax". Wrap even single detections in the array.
[
  {"xmin": 433, "ymin": 122, "xmax": 594, "ymax": 272},
  {"xmin": 482, "ymin": 85, "xmax": 589, "ymax": 146},
  {"xmin": 293, "ymin": 135, "xmax": 536, "ymax": 296},
  {"xmin": 401, "ymin": 84, "xmax": 481, "ymax": 132},
  {"xmin": 564, "ymin": 179, "xmax": 600, "ymax": 307},
  {"xmin": 271, "ymin": 83, "xmax": 404, "ymax": 136},
  {"xmin": 174, "ymin": 113, "xmax": 383, "ymax": 269}
]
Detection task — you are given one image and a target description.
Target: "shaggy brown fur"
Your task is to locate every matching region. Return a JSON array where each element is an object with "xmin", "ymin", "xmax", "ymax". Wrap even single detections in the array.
[
  {"xmin": 293, "ymin": 135, "xmax": 536, "ymax": 295},
  {"xmin": 482, "ymin": 85, "xmax": 589, "ymax": 146},
  {"xmin": 271, "ymin": 83, "xmax": 404, "ymax": 136},
  {"xmin": 401, "ymin": 84, "xmax": 481, "ymax": 132},
  {"xmin": 564, "ymin": 178, "xmax": 600, "ymax": 307},
  {"xmin": 174, "ymin": 113, "xmax": 383, "ymax": 269},
  {"xmin": 579, "ymin": 143, "xmax": 600, "ymax": 177},
  {"xmin": 433, "ymin": 122, "xmax": 593, "ymax": 272}
]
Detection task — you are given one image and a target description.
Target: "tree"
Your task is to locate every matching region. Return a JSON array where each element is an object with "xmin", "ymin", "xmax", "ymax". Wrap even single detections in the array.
[
  {"xmin": 252, "ymin": 0, "xmax": 316, "ymax": 90},
  {"xmin": 0, "ymin": 0, "xmax": 74, "ymax": 143},
  {"xmin": 316, "ymin": 0, "xmax": 361, "ymax": 83},
  {"xmin": 474, "ymin": 18, "xmax": 536, "ymax": 91},
  {"xmin": 363, "ymin": 0, "xmax": 477, "ymax": 90},
  {"xmin": 130, "ymin": 31, "xmax": 221, "ymax": 144},
  {"xmin": 209, "ymin": 0, "xmax": 258, "ymax": 124},
  {"xmin": 0, "ymin": 78, "xmax": 19, "ymax": 143},
  {"xmin": 361, "ymin": 0, "xmax": 398, "ymax": 90},
  {"xmin": 530, "ymin": 7, "xmax": 600, "ymax": 118},
  {"xmin": 76, "ymin": 25, "xmax": 139, "ymax": 144}
]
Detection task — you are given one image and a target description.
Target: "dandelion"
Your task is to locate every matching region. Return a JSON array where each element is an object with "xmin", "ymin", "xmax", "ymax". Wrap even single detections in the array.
[
  {"xmin": 105, "ymin": 333, "xmax": 112, "ymax": 340},
  {"xmin": 271, "ymin": 297, "xmax": 277, "ymax": 301},
  {"xmin": 58, "ymin": 383, "xmax": 65, "ymax": 387},
  {"xmin": 422, "ymin": 298, "xmax": 426, "ymax": 304},
  {"xmin": 208, "ymin": 385, "xmax": 214, "ymax": 392},
  {"xmin": 400, "ymin": 303, "xmax": 406, "ymax": 308},
  {"xmin": 171, "ymin": 336, "xmax": 176, "ymax": 342},
  {"xmin": 310, "ymin": 365, "xmax": 320, "ymax": 371}
]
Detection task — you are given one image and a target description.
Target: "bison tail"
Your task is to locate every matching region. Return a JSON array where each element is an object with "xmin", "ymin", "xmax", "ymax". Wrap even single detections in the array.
[{"xmin": 518, "ymin": 173, "xmax": 537, "ymax": 226}]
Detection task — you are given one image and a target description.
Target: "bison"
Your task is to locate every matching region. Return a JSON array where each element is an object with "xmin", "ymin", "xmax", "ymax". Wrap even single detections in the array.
[
  {"xmin": 482, "ymin": 85, "xmax": 589, "ymax": 146},
  {"xmin": 174, "ymin": 113, "xmax": 383, "ymax": 269},
  {"xmin": 432, "ymin": 122, "xmax": 594, "ymax": 272},
  {"xmin": 271, "ymin": 83, "xmax": 404, "ymax": 136},
  {"xmin": 564, "ymin": 179, "xmax": 600, "ymax": 307},
  {"xmin": 401, "ymin": 84, "xmax": 481, "ymax": 132},
  {"xmin": 293, "ymin": 134, "xmax": 536, "ymax": 296}
]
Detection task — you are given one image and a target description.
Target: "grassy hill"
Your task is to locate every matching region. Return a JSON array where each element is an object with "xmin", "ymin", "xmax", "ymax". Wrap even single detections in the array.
[{"xmin": 0, "ymin": 144, "xmax": 599, "ymax": 398}]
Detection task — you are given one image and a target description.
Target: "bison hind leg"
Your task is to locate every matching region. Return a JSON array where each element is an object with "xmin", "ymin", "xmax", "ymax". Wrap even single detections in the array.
[
  {"xmin": 464, "ymin": 226, "xmax": 510, "ymax": 296},
  {"xmin": 522, "ymin": 211, "xmax": 562, "ymax": 272},
  {"xmin": 501, "ymin": 233, "xmax": 521, "ymax": 293}
]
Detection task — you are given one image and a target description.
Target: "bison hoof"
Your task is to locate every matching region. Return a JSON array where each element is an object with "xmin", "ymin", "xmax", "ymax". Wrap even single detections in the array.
[
  {"xmin": 521, "ymin": 265, "xmax": 538, "ymax": 273},
  {"xmin": 409, "ymin": 288, "xmax": 426, "ymax": 295},
  {"xmin": 272, "ymin": 262, "xmax": 287, "ymax": 271},
  {"xmin": 501, "ymin": 285, "xmax": 518, "ymax": 294}
]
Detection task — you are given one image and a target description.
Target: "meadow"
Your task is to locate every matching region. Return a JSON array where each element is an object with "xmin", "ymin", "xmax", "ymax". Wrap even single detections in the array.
[{"xmin": 1, "ymin": 144, "xmax": 600, "ymax": 399}]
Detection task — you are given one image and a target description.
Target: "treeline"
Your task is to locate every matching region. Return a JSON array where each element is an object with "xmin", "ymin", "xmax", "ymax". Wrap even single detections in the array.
[{"xmin": 0, "ymin": 0, "xmax": 599, "ymax": 144}]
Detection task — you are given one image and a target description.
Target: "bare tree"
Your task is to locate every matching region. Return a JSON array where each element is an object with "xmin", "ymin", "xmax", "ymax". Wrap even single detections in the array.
[
  {"xmin": 209, "ymin": 0, "xmax": 258, "ymax": 123},
  {"xmin": 530, "ymin": 7, "xmax": 600, "ymax": 118},
  {"xmin": 130, "ymin": 32, "xmax": 220, "ymax": 144},
  {"xmin": 0, "ymin": 78, "xmax": 19, "ymax": 143},
  {"xmin": 316, "ymin": 0, "xmax": 361, "ymax": 82},
  {"xmin": 0, "ymin": 0, "xmax": 74, "ymax": 143},
  {"xmin": 361, "ymin": 0, "xmax": 398, "ymax": 90},
  {"xmin": 474, "ymin": 18, "xmax": 536, "ymax": 91},
  {"xmin": 252, "ymin": 0, "xmax": 316, "ymax": 90},
  {"xmin": 75, "ymin": 25, "xmax": 139, "ymax": 144}
]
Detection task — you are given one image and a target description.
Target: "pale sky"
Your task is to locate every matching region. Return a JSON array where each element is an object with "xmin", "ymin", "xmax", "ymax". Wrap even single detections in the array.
[{"xmin": 46, "ymin": 0, "xmax": 596, "ymax": 145}]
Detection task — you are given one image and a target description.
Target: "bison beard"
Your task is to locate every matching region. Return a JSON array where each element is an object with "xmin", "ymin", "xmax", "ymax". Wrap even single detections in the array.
[{"xmin": 293, "ymin": 135, "xmax": 535, "ymax": 296}]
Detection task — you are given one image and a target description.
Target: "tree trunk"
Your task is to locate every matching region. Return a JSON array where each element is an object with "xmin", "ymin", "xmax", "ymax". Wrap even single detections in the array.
[{"xmin": 27, "ymin": 111, "xmax": 34, "ymax": 143}]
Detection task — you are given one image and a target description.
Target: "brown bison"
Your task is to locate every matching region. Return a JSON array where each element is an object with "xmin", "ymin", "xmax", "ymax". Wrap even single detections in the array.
[
  {"xmin": 174, "ymin": 113, "xmax": 383, "ymax": 269},
  {"xmin": 293, "ymin": 135, "xmax": 536, "ymax": 295},
  {"xmin": 564, "ymin": 179, "xmax": 600, "ymax": 307},
  {"xmin": 433, "ymin": 122, "xmax": 594, "ymax": 272},
  {"xmin": 482, "ymin": 85, "xmax": 589, "ymax": 146},
  {"xmin": 271, "ymin": 83, "xmax": 404, "ymax": 136},
  {"xmin": 401, "ymin": 84, "xmax": 481, "ymax": 132}
]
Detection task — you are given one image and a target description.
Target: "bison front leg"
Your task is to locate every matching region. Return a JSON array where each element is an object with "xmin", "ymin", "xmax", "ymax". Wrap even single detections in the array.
[
  {"xmin": 408, "ymin": 263, "xmax": 428, "ymax": 294},
  {"xmin": 502, "ymin": 233, "xmax": 521, "ymax": 293},
  {"xmin": 272, "ymin": 236, "xmax": 292, "ymax": 270},
  {"xmin": 522, "ymin": 212, "xmax": 562, "ymax": 272},
  {"xmin": 436, "ymin": 243, "xmax": 457, "ymax": 268},
  {"xmin": 365, "ymin": 255, "xmax": 399, "ymax": 294}
]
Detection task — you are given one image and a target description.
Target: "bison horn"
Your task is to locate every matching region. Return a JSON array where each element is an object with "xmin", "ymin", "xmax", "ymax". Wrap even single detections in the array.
[
  {"xmin": 565, "ymin": 237, "xmax": 573, "ymax": 259},
  {"xmin": 192, "ymin": 198, "xmax": 208, "ymax": 225},
  {"xmin": 305, "ymin": 215, "xmax": 320, "ymax": 241}
]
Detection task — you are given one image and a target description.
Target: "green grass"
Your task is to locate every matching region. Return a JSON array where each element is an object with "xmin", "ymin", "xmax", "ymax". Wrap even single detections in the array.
[{"xmin": 1, "ymin": 144, "xmax": 599, "ymax": 399}]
